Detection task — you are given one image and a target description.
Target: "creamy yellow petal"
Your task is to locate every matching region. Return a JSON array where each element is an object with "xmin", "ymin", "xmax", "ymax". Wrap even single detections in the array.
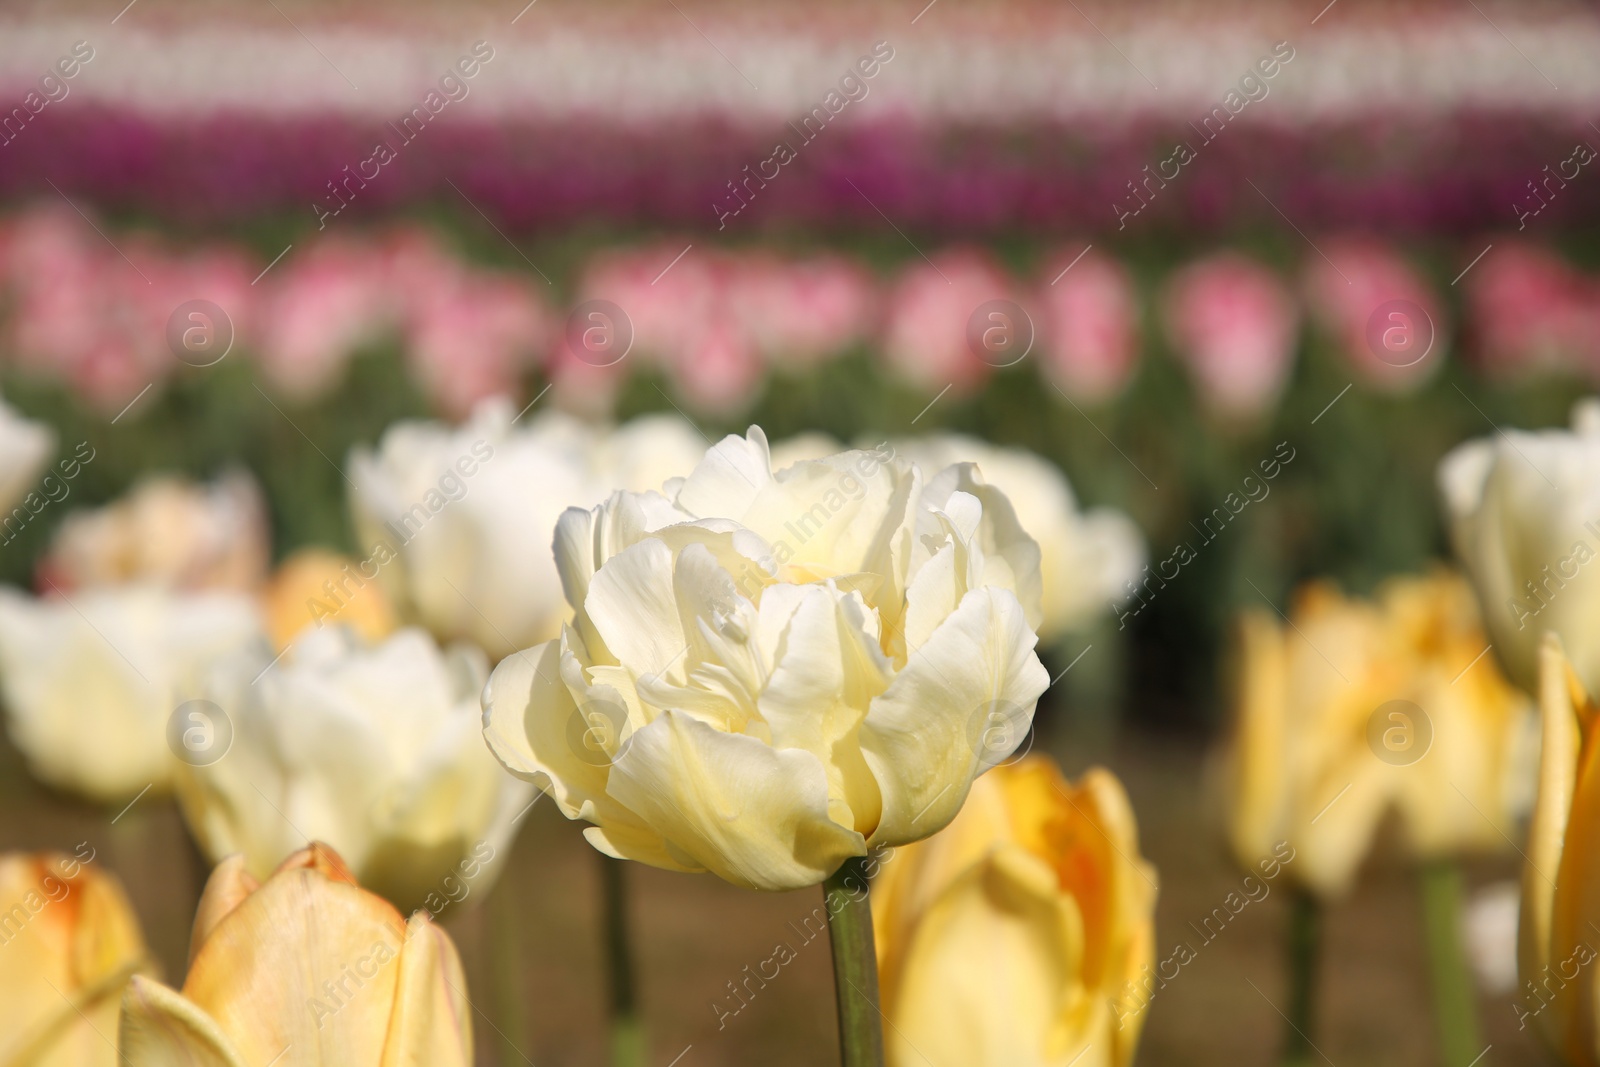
[
  {"xmin": 182, "ymin": 862, "xmax": 408, "ymax": 1065},
  {"xmin": 862, "ymin": 587, "xmax": 1049, "ymax": 846},
  {"xmin": 886, "ymin": 845, "xmax": 1090, "ymax": 1067},
  {"xmin": 604, "ymin": 710, "xmax": 865, "ymax": 891},
  {"xmin": 118, "ymin": 975, "xmax": 250, "ymax": 1067},
  {"xmin": 379, "ymin": 913, "xmax": 472, "ymax": 1067},
  {"xmin": 189, "ymin": 855, "xmax": 259, "ymax": 967}
]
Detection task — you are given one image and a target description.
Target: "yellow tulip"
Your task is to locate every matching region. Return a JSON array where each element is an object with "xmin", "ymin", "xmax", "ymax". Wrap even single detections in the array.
[
  {"xmin": 1221, "ymin": 571, "xmax": 1535, "ymax": 898},
  {"xmin": 871, "ymin": 757, "xmax": 1157, "ymax": 1067},
  {"xmin": 260, "ymin": 548, "xmax": 398, "ymax": 651},
  {"xmin": 119, "ymin": 843, "xmax": 473, "ymax": 1066},
  {"xmin": 1517, "ymin": 634, "xmax": 1600, "ymax": 1062},
  {"xmin": 0, "ymin": 848, "xmax": 151, "ymax": 1067}
]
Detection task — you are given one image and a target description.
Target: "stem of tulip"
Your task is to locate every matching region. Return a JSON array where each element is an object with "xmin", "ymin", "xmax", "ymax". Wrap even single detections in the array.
[
  {"xmin": 488, "ymin": 869, "xmax": 530, "ymax": 1067},
  {"xmin": 1420, "ymin": 861, "xmax": 1483, "ymax": 1067},
  {"xmin": 601, "ymin": 856, "xmax": 645, "ymax": 1067},
  {"xmin": 1283, "ymin": 887, "xmax": 1320, "ymax": 1067},
  {"xmin": 824, "ymin": 856, "xmax": 885, "ymax": 1067}
]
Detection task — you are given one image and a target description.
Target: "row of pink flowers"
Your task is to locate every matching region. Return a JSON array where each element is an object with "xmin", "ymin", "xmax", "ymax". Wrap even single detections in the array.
[{"xmin": 0, "ymin": 205, "xmax": 1595, "ymax": 420}]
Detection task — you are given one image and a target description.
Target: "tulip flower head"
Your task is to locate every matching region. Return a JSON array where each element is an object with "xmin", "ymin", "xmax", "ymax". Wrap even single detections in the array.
[
  {"xmin": 1440, "ymin": 398, "xmax": 1600, "ymax": 693},
  {"xmin": 1221, "ymin": 572, "xmax": 1534, "ymax": 898},
  {"xmin": 176, "ymin": 626, "xmax": 532, "ymax": 914},
  {"xmin": 0, "ymin": 849, "xmax": 151, "ymax": 1067},
  {"xmin": 37, "ymin": 472, "xmax": 270, "ymax": 595},
  {"xmin": 485, "ymin": 428, "xmax": 1050, "ymax": 891},
  {"xmin": 119, "ymin": 844, "xmax": 473, "ymax": 1065},
  {"xmin": 349, "ymin": 400, "xmax": 707, "ymax": 661},
  {"xmin": 0, "ymin": 585, "xmax": 263, "ymax": 802},
  {"xmin": 871, "ymin": 758, "xmax": 1157, "ymax": 1067}
]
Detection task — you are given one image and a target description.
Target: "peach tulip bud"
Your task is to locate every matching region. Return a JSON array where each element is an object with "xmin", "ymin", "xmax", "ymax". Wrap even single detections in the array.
[
  {"xmin": 871, "ymin": 758, "xmax": 1157, "ymax": 1067},
  {"xmin": 259, "ymin": 548, "xmax": 398, "ymax": 651},
  {"xmin": 0, "ymin": 848, "xmax": 151, "ymax": 1067},
  {"xmin": 119, "ymin": 844, "xmax": 472, "ymax": 1065}
]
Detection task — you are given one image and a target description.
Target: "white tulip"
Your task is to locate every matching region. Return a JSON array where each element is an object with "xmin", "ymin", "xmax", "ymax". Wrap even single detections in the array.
[
  {"xmin": 0, "ymin": 394, "xmax": 53, "ymax": 519},
  {"xmin": 0, "ymin": 585, "xmax": 262, "ymax": 801},
  {"xmin": 1439, "ymin": 399, "xmax": 1600, "ymax": 691},
  {"xmin": 770, "ymin": 431, "xmax": 1144, "ymax": 641},
  {"xmin": 484, "ymin": 427, "xmax": 1050, "ymax": 891},
  {"xmin": 349, "ymin": 400, "xmax": 706, "ymax": 661},
  {"xmin": 892, "ymin": 434, "xmax": 1144, "ymax": 640},
  {"xmin": 176, "ymin": 626, "xmax": 533, "ymax": 913}
]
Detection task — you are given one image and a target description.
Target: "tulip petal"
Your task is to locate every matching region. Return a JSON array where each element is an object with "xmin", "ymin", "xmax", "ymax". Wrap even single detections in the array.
[
  {"xmin": 181, "ymin": 864, "xmax": 408, "ymax": 1064},
  {"xmin": 119, "ymin": 975, "xmax": 250, "ymax": 1067},
  {"xmin": 1522, "ymin": 635, "xmax": 1583, "ymax": 1001},
  {"xmin": 886, "ymin": 845, "xmax": 1091, "ymax": 1067},
  {"xmin": 379, "ymin": 913, "xmax": 472, "ymax": 1067},
  {"xmin": 189, "ymin": 855, "xmax": 260, "ymax": 966},
  {"xmin": 605, "ymin": 710, "xmax": 866, "ymax": 890},
  {"xmin": 862, "ymin": 586, "xmax": 1049, "ymax": 846}
]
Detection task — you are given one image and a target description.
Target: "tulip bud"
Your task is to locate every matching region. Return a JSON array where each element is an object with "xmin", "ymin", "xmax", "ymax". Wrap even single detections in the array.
[
  {"xmin": 0, "ymin": 850, "xmax": 151, "ymax": 1066},
  {"xmin": 260, "ymin": 547, "xmax": 397, "ymax": 651},
  {"xmin": 871, "ymin": 758, "xmax": 1157, "ymax": 1067},
  {"xmin": 119, "ymin": 843, "xmax": 472, "ymax": 1064}
]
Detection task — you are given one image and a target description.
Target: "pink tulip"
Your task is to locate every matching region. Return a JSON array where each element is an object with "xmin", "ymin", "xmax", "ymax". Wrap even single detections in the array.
[
  {"xmin": 256, "ymin": 238, "xmax": 392, "ymax": 401},
  {"xmin": 882, "ymin": 250, "xmax": 1019, "ymax": 393},
  {"xmin": 1163, "ymin": 252, "xmax": 1299, "ymax": 418},
  {"xmin": 1037, "ymin": 247, "xmax": 1139, "ymax": 404},
  {"xmin": 405, "ymin": 273, "xmax": 547, "ymax": 418},
  {"xmin": 1466, "ymin": 242, "xmax": 1597, "ymax": 380},
  {"xmin": 1304, "ymin": 237, "xmax": 1444, "ymax": 392},
  {"xmin": 735, "ymin": 254, "xmax": 874, "ymax": 367}
]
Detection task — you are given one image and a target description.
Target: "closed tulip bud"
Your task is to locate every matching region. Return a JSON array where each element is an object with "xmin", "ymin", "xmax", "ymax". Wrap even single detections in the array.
[
  {"xmin": 1439, "ymin": 398, "xmax": 1600, "ymax": 693},
  {"xmin": 871, "ymin": 758, "xmax": 1157, "ymax": 1067},
  {"xmin": 485, "ymin": 428, "xmax": 1050, "ymax": 890},
  {"xmin": 1220, "ymin": 572, "xmax": 1535, "ymax": 898},
  {"xmin": 0, "ymin": 850, "xmax": 151, "ymax": 1066},
  {"xmin": 119, "ymin": 844, "xmax": 472, "ymax": 1065}
]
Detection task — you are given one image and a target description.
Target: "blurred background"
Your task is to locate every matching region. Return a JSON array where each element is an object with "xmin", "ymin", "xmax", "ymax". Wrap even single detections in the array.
[{"xmin": 2, "ymin": 0, "xmax": 1597, "ymax": 1063}]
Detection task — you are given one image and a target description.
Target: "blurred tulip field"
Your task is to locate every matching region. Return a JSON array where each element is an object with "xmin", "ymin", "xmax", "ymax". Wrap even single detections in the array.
[{"xmin": 4, "ymin": 1, "xmax": 1600, "ymax": 1065}]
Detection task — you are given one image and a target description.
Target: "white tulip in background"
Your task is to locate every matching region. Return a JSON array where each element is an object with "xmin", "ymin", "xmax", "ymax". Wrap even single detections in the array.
[
  {"xmin": 1439, "ymin": 398, "xmax": 1600, "ymax": 692},
  {"xmin": 38, "ymin": 471, "xmax": 270, "ymax": 593},
  {"xmin": 176, "ymin": 625, "xmax": 533, "ymax": 912},
  {"xmin": 769, "ymin": 430, "xmax": 1144, "ymax": 641},
  {"xmin": 349, "ymin": 399, "xmax": 707, "ymax": 661},
  {"xmin": 891, "ymin": 434, "xmax": 1143, "ymax": 640},
  {"xmin": 485, "ymin": 428, "xmax": 1050, "ymax": 891},
  {"xmin": 0, "ymin": 585, "xmax": 262, "ymax": 801},
  {"xmin": 0, "ymin": 394, "xmax": 55, "ymax": 516}
]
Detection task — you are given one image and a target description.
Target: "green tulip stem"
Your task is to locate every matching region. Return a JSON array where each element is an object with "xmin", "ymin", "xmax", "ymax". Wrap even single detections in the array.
[
  {"xmin": 824, "ymin": 856, "xmax": 886, "ymax": 1067},
  {"xmin": 601, "ymin": 855, "xmax": 645, "ymax": 1067},
  {"xmin": 488, "ymin": 863, "xmax": 530, "ymax": 1067},
  {"xmin": 1283, "ymin": 887, "xmax": 1321, "ymax": 1067},
  {"xmin": 1421, "ymin": 860, "xmax": 1484, "ymax": 1067}
]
